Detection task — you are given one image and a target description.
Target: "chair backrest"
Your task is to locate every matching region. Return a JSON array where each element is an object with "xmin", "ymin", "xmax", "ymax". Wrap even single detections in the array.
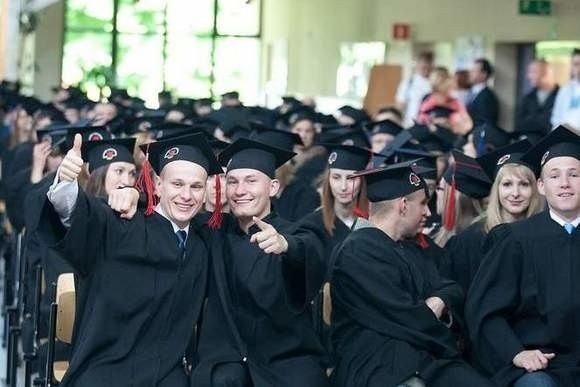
[
  {"xmin": 55, "ymin": 273, "xmax": 76, "ymax": 344},
  {"xmin": 322, "ymin": 282, "xmax": 332, "ymax": 326}
]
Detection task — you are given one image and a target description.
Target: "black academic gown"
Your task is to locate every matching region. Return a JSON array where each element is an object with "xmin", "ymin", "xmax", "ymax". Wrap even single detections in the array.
[
  {"xmin": 330, "ymin": 226, "xmax": 488, "ymax": 387},
  {"xmin": 467, "ymin": 87, "xmax": 500, "ymax": 127},
  {"xmin": 445, "ymin": 220, "xmax": 487, "ymax": 294},
  {"xmin": 191, "ymin": 212, "xmax": 329, "ymax": 387},
  {"xmin": 274, "ymin": 180, "xmax": 320, "ymax": 222},
  {"xmin": 466, "ymin": 211, "xmax": 580, "ymax": 387},
  {"xmin": 37, "ymin": 187, "xmax": 209, "ymax": 387},
  {"xmin": 515, "ymin": 86, "xmax": 559, "ymax": 137}
]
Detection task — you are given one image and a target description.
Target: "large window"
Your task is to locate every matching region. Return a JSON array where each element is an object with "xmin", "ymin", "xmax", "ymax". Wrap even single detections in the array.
[{"xmin": 63, "ymin": 0, "xmax": 261, "ymax": 105}]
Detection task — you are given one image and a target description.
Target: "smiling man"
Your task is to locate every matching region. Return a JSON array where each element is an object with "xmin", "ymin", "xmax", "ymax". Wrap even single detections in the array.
[
  {"xmin": 191, "ymin": 138, "xmax": 329, "ymax": 387},
  {"xmin": 37, "ymin": 133, "xmax": 222, "ymax": 387},
  {"xmin": 330, "ymin": 162, "xmax": 492, "ymax": 387},
  {"xmin": 467, "ymin": 126, "xmax": 580, "ymax": 387}
]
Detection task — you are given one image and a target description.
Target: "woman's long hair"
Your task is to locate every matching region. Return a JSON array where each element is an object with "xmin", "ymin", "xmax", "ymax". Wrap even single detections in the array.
[
  {"xmin": 320, "ymin": 169, "xmax": 368, "ymax": 235},
  {"xmin": 85, "ymin": 164, "xmax": 110, "ymax": 198},
  {"xmin": 484, "ymin": 163, "xmax": 544, "ymax": 233},
  {"xmin": 434, "ymin": 180, "xmax": 485, "ymax": 247}
]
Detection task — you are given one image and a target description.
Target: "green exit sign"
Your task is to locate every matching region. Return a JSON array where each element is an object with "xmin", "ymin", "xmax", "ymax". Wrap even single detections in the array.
[{"xmin": 519, "ymin": 0, "xmax": 552, "ymax": 15}]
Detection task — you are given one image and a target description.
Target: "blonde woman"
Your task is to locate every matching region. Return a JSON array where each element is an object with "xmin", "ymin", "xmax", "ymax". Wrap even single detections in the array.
[{"xmin": 445, "ymin": 141, "xmax": 543, "ymax": 292}]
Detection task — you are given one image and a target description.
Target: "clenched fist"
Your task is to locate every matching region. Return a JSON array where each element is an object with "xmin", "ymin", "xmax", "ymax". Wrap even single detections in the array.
[{"xmin": 59, "ymin": 133, "xmax": 84, "ymax": 182}]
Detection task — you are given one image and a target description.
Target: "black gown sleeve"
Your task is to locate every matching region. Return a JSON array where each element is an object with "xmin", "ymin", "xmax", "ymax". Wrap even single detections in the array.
[
  {"xmin": 465, "ymin": 228, "xmax": 526, "ymax": 368},
  {"xmin": 37, "ymin": 186, "xmax": 117, "ymax": 276}
]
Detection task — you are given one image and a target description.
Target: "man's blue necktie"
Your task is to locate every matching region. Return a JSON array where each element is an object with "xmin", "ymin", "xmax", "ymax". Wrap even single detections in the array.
[
  {"xmin": 176, "ymin": 230, "xmax": 187, "ymax": 250},
  {"xmin": 564, "ymin": 223, "xmax": 575, "ymax": 235}
]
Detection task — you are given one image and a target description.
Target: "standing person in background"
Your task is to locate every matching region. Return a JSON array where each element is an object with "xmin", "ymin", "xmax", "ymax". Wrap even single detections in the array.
[
  {"xmin": 551, "ymin": 48, "xmax": 580, "ymax": 134},
  {"xmin": 396, "ymin": 52, "xmax": 434, "ymax": 127},
  {"xmin": 467, "ymin": 58, "xmax": 500, "ymax": 127},
  {"xmin": 453, "ymin": 70, "xmax": 472, "ymax": 106},
  {"xmin": 516, "ymin": 59, "xmax": 559, "ymax": 141},
  {"xmin": 418, "ymin": 67, "xmax": 474, "ymax": 136}
]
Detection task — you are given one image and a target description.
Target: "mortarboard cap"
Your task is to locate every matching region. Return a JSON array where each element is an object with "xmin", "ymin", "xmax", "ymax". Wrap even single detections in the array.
[
  {"xmin": 349, "ymin": 161, "xmax": 427, "ymax": 202},
  {"xmin": 365, "ymin": 119, "xmax": 404, "ymax": 136},
  {"xmin": 221, "ymin": 91, "xmax": 240, "ymax": 99},
  {"xmin": 320, "ymin": 144, "xmax": 374, "ymax": 171},
  {"xmin": 338, "ymin": 105, "xmax": 369, "ymax": 123},
  {"xmin": 476, "ymin": 139, "xmax": 533, "ymax": 180},
  {"xmin": 521, "ymin": 125, "xmax": 580, "ymax": 177},
  {"xmin": 443, "ymin": 150, "xmax": 492, "ymax": 199},
  {"xmin": 36, "ymin": 127, "xmax": 70, "ymax": 154},
  {"xmin": 319, "ymin": 126, "xmax": 370, "ymax": 149},
  {"xmin": 219, "ymin": 138, "xmax": 296, "ymax": 179},
  {"xmin": 139, "ymin": 133, "xmax": 222, "ymax": 176},
  {"xmin": 471, "ymin": 123, "xmax": 511, "ymax": 156},
  {"xmin": 82, "ymin": 138, "xmax": 136, "ymax": 173},
  {"xmin": 423, "ymin": 105, "xmax": 455, "ymax": 119},
  {"xmin": 249, "ymin": 122, "xmax": 303, "ymax": 151}
]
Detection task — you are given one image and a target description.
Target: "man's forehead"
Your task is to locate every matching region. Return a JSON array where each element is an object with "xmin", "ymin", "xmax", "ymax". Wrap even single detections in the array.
[
  {"xmin": 161, "ymin": 160, "xmax": 207, "ymax": 178},
  {"xmin": 226, "ymin": 168, "xmax": 270, "ymax": 180},
  {"xmin": 543, "ymin": 156, "xmax": 580, "ymax": 171}
]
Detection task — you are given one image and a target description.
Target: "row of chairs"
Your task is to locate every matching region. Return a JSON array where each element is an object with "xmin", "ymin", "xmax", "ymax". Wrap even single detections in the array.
[{"xmin": 1, "ymin": 230, "xmax": 76, "ymax": 387}]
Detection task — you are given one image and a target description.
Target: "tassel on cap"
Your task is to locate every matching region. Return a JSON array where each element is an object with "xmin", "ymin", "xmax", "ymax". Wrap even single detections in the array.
[
  {"xmin": 206, "ymin": 174, "xmax": 223, "ymax": 229},
  {"xmin": 136, "ymin": 143, "xmax": 158, "ymax": 216}
]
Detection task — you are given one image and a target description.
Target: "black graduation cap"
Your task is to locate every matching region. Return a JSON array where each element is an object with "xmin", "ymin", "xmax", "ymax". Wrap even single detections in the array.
[
  {"xmin": 50, "ymin": 124, "xmax": 112, "ymax": 147},
  {"xmin": 209, "ymin": 139, "xmax": 230, "ymax": 156},
  {"xmin": 149, "ymin": 123, "xmax": 210, "ymax": 140},
  {"xmin": 36, "ymin": 127, "xmax": 70, "ymax": 154},
  {"xmin": 394, "ymin": 148, "xmax": 439, "ymax": 180},
  {"xmin": 443, "ymin": 150, "xmax": 492, "ymax": 199},
  {"xmin": 319, "ymin": 127, "xmax": 371, "ymax": 149},
  {"xmin": 125, "ymin": 115, "xmax": 165, "ymax": 135},
  {"xmin": 476, "ymin": 139, "xmax": 533, "ymax": 180},
  {"xmin": 365, "ymin": 119, "xmax": 404, "ymax": 136},
  {"xmin": 521, "ymin": 125, "xmax": 580, "ymax": 177},
  {"xmin": 408, "ymin": 124, "xmax": 456, "ymax": 153},
  {"xmin": 348, "ymin": 161, "xmax": 427, "ymax": 202},
  {"xmin": 249, "ymin": 122, "xmax": 303, "ymax": 151},
  {"xmin": 195, "ymin": 98, "xmax": 214, "ymax": 107},
  {"xmin": 219, "ymin": 138, "xmax": 296, "ymax": 179},
  {"xmin": 423, "ymin": 105, "xmax": 455, "ymax": 119},
  {"xmin": 221, "ymin": 91, "xmax": 240, "ymax": 99},
  {"xmin": 82, "ymin": 138, "xmax": 136, "ymax": 173},
  {"xmin": 139, "ymin": 133, "xmax": 222, "ymax": 176},
  {"xmin": 338, "ymin": 105, "xmax": 369, "ymax": 123},
  {"xmin": 320, "ymin": 144, "xmax": 374, "ymax": 171},
  {"xmin": 471, "ymin": 123, "xmax": 511, "ymax": 156}
]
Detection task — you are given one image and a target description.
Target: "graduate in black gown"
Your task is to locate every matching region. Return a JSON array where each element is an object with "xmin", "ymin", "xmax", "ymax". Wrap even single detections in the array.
[
  {"xmin": 249, "ymin": 123, "xmax": 320, "ymax": 221},
  {"xmin": 445, "ymin": 140, "xmax": 543, "ymax": 294},
  {"xmin": 36, "ymin": 133, "xmax": 222, "ymax": 387},
  {"xmin": 466, "ymin": 126, "xmax": 580, "ymax": 387},
  {"xmin": 191, "ymin": 138, "xmax": 329, "ymax": 387},
  {"xmin": 330, "ymin": 162, "xmax": 493, "ymax": 387}
]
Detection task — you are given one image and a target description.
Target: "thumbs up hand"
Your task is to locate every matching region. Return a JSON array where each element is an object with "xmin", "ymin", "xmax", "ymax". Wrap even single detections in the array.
[
  {"xmin": 58, "ymin": 133, "xmax": 84, "ymax": 182},
  {"xmin": 249, "ymin": 216, "xmax": 289, "ymax": 255}
]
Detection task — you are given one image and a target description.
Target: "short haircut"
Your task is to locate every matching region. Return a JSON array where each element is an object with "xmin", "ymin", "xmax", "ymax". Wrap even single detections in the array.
[
  {"xmin": 417, "ymin": 52, "xmax": 434, "ymax": 63},
  {"xmin": 377, "ymin": 106, "xmax": 403, "ymax": 121},
  {"xmin": 573, "ymin": 48, "xmax": 580, "ymax": 57},
  {"xmin": 475, "ymin": 58, "xmax": 494, "ymax": 79}
]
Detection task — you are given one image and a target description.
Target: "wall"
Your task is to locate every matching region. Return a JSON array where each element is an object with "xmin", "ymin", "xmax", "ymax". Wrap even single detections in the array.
[
  {"xmin": 262, "ymin": 0, "xmax": 580, "ymax": 95},
  {"xmin": 32, "ymin": 0, "xmax": 64, "ymax": 101}
]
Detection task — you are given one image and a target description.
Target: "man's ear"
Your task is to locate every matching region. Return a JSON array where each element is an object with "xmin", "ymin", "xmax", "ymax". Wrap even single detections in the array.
[
  {"xmin": 269, "ymin": 178, "xmax": 280, "ymax": 197},
  {"xmin": 537, "ymin": 176, "xmax": 546, "ymax": 196},
  {"xmin": 399, "ymin": 197, "xmax": 408, "ymax": 215}
]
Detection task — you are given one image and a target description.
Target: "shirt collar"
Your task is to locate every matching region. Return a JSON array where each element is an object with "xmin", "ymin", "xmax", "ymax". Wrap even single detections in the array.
[
  {"xmin": 155, "ymin": 204, "xmax": 189, "ymax": 237},
  {"xmin": 549, "ymin": 209, "xmax": 580, "ymax": 228},
  {"xmin": 471, "ymin": 82, "xmax": 487, "ymax": 95}
]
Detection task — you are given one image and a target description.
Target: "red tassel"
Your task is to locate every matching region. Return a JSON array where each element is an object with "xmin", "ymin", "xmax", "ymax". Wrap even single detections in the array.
[
  {"xmin": 207, "ymin": 174, "xmax": 223, "ymax": 229},
  {"xmin": 443, "ymin": 176, "xmax": 457, "ymax": 231},
  {"xmin": 416, "ymin": 233, "xmax": 429, "ymax": 249},
  {"xmin": 136, "ymin": 144, "xmax": 158, "ymax": 216}
]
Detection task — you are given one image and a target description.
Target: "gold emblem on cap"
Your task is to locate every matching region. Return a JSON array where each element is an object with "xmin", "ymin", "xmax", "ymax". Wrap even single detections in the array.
[
  {"xmin": 409, "ymin": 172, "xmax": 421, "ymax": 187},
  {"xmin": 541, "ymin": 150, "xmax": 550, "ymax": 166},
  {"xmin": 102, "ymin": 148, "xmax": 118, "ymax": 161},
  {"xmin": 328, "ymin": 152, "xmax": 338, "ymax": 165},
  {"xmin": 164, "ymin": 147, "xmax": 180, "ymax": 160},
  {"xmin": 497, "ymin": 154, "xmax": 511, "ymax": 166}
]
